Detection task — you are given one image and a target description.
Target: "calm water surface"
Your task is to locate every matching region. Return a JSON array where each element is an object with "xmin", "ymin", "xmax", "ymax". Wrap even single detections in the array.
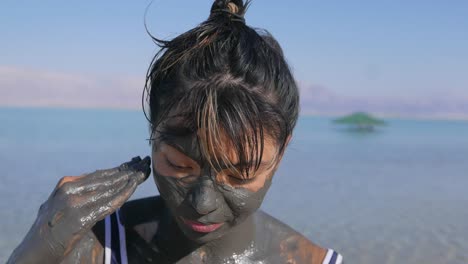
[{"xmin": 1, "ymin": 108, "xmax": 467, "ymax": 263}]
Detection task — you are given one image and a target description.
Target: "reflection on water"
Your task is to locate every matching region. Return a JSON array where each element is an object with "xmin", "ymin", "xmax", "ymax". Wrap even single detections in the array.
[{"xmin": 1, "ymin": 108, "xmax": 468, "ymax": 264}]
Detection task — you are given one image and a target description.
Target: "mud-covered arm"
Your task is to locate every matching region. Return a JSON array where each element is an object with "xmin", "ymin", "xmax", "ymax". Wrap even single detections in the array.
[
  {"xmin": 7, "ymin": 156, "xmax": 151, "ymax": 264},
  {"xmin": 59, "ymin": 219, "xmax": 106, "ymax": 264}
]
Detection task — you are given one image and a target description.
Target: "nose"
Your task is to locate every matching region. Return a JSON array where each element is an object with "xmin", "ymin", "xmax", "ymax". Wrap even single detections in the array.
[{"xmin": 189, "ymin": 180, "xmax": 218, "ymax": 215}]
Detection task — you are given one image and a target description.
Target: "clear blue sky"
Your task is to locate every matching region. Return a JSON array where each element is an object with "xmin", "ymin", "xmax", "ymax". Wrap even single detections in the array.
[{"xmin": 1, "ymin": 1, "xmax": 468, "ymax": 116}]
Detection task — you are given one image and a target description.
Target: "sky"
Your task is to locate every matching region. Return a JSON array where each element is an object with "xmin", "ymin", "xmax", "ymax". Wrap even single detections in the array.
[{"xmin": 1, "ymin": 1, "xmax": 468, "ymax": 118}]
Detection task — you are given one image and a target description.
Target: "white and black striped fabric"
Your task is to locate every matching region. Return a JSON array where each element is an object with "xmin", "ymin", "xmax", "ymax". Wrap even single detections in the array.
[{"xmin": 104, "ymin": 209, "xmax": 128, "ymax": 264}]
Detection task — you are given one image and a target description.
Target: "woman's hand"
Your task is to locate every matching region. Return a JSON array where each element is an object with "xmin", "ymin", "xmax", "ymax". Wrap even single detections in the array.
[{"xmin": 7, "ymin": 156, "xmax": 151, "ymax": 264}]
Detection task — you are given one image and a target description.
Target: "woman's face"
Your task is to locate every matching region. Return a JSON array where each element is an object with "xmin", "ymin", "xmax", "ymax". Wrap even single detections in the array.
[{"xmin": 151, "ymin": 125, "xmax": 283, "ymax": 243}]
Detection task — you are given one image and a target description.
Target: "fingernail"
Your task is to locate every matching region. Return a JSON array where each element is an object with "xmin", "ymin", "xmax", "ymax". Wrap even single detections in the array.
[{"xmin": 143, "ymin": 167, "xmax": 152, "ymax": 180}]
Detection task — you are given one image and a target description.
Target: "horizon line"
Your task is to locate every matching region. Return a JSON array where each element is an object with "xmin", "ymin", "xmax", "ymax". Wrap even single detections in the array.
[{"xmin": 2, "ymin": 105, "xmax": 468, "ymax": 122}]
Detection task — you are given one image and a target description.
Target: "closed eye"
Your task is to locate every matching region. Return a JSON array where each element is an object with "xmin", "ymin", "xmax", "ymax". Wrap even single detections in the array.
[
  {"xmin": 227, "ymin": 174, "xmax": 255, "ymax": 184},
  {"xmin": 165, "ymin": 157, "xmax": 192, "ymax": 170}
]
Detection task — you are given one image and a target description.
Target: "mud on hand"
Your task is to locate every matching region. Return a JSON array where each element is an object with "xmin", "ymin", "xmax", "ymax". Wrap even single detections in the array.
[{"xmin": 34, "ymin": 156, "xmax": 151, "ymax": 260}]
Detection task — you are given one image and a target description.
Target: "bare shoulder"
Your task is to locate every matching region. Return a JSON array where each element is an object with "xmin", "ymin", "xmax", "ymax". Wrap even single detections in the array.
[{"xmin": 254, "ymin": 210, "xmax": 329, "ymax": 264}]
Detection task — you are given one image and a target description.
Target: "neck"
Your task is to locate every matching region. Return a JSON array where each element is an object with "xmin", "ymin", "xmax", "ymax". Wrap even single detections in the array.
[{"xmin": 153, "ymin": 206, "xmax": 256, "ymax": 261}]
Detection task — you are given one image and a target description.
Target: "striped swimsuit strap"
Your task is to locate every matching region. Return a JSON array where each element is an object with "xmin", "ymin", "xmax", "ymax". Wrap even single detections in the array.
[
  {"xmin": 322, "ymin": 248, "xmax": 343, "ymax": 264},
  {"xmin": 104, "ymin": 210, "xmax": 343, "ymax": 264},
  {"xmin": 104, "ymin": 209, "xmax": 128, "ymax": 264}
]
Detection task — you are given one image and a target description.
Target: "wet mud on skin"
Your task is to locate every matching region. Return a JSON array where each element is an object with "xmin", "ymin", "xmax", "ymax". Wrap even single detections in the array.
[
  {"xmin": 130, "ymin": 132, "xmax": 327, "ymax": 263},
  {"xmin": 151, "ymin": 131, "xmax": 274, "ymax": 243},
  {"xmin": 151, "ymin": 170, "xmax": 271, "ymax": 257},
  {"xmin": 46, "ymin": 196, "xmax": 327, "ymax": 264},
  {"xmin": 61, "ymin": 228, "xmax": 105, "ymax": 264},
  {"xmin": 9, "ymin": 143, "xmax": 326, "ymax": 263},
  {"xmin": 153, "ymin": 169, "xmax": 272, "ymax": 240},
  {"xmin": 7, "ymin": 157, "xmax": 151, "ymax": 264},
  {"xmin": 118, "ymin": 196, "xmax": 328, "ymax": 264}
]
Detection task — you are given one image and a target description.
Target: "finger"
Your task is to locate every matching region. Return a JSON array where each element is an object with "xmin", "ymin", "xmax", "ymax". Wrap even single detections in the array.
[
  {"xmin": 67, "ymin": 177, "xmax": 134, "ymax": 229},
  {"xmin": 53, "ymin": 156, "xmax": 150, "ymax": 199},
  {"xmin": 116, "ymin": 156, "xmax": 143, "ymax": 172},
  {"xmin": 61, "ymin": 169, "xmax": 136, "ymax": 196},
  {"xmin": 82, "ymin": 156, "xmax": 150, "ymax": 192},
  {"xmin": 50, "ymin": 157, "xmax": 142, "ymax": 198},
  {"xmin": 56, "ymin": 176, "xmax": 86, "ymax": 189},
  {"xmin": 49, "ymin": 175, "xmax": 86, "ymax": 199},
  {"xmin": 84, "ymin": 178, "xmax": 140, "ymax": 225},
  {"xmin": 108, "ymin": 177, "xmax": 140, "ymax": 211},
  {"xmin": 63, "ymin": 157, "xmax": 150, "ymax": 196},
  {"xmin": 128, "ymin": 156, "xmax": 151, "ymax": 185},
  {"xmin": 86, "ymin": 156, "xmax": 142, "ymax": 179},
  {"xmin": 72, "ymin": 176, "xmax": 131, "ymax": 208}
]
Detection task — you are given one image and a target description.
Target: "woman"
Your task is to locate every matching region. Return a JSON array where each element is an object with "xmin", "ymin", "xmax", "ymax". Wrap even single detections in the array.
[{"xmin": 8, "ymin": 1, "xmax": 343, "ymax": 263}]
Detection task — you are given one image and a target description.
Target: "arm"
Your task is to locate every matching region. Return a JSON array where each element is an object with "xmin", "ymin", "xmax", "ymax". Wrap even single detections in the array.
[
  {"xmin": 59, "ymin": 220, "xmax": 106, "ymax": 264},
  {"xmin": 7, "ymin": 157, "xmax": 151, "ymax": 264}
]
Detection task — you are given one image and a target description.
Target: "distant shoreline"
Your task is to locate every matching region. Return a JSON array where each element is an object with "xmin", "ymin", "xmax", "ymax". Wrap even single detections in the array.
[
  {"xmin": 301, "ymin": 111, "xmax": 468, "ymax": 122},
  {"xmin": 2, "ymin": 105, "xmax": 468, "ymax": 122}
]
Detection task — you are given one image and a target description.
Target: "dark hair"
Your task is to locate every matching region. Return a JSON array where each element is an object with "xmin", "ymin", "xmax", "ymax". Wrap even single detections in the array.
[{"xmin": 143, "ymin": 0, "xmax": 299, "ymax": 179}]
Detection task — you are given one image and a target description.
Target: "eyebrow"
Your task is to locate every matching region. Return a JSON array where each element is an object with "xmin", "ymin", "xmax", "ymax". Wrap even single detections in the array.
[
  {"xmin": 165, "ymin": 141, "xmax": 187, "ymax": 156},
  {"xmin": 160, "ymin": 136, "xmax": 202, "ymax": 164},
  {"xmin": 160, "ymin": 135, "xmax": 274, "ymax": 173},
  {"xmin": 218, "ymin": 159, "xmax": 275, "ymax": 178}
]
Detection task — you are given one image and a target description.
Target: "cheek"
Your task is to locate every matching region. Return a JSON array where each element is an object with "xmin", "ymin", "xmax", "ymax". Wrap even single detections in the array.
[
  {"xmin": 152, "ymin": 150, "xmax": 174, "ymax": 177},
  {"xmin": 152, "ymin": 152, "xmax": 192, "ymax": 210},
  {"xmin": 219, "ymin": 179, "xmax": 272, "ymax": 222},
  {"xmin": 152, "ymin": 168, "xmax": 188, "ymax": 211},
  {"xmin": 215, "ymin": 165, "xmax": 277, "ymax": 193},
  {"xmin": 237, "ymin": 173, "xmax": 269, "ymax": 192}
]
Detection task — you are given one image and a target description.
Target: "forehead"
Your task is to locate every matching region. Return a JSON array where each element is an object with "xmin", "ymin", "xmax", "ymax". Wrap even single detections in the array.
[{"xmin": 155, "ymin": 118, "xmax": 278, "ymax": 164}]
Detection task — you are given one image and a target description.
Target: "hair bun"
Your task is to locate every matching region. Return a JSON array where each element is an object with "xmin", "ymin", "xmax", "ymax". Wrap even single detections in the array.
[
  {"xmin": 227, "ymin": 2, "xmax": 240, "ymax": 15},
  {"xmin": 210, "ymin": 0, "xmax": 248, "ymax": 23}
]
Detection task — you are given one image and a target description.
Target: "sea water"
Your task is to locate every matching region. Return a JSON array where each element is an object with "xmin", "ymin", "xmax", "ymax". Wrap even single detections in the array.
[{"xmin": 1, "ymin": 107, "xmax": 467, "ymax": 264}]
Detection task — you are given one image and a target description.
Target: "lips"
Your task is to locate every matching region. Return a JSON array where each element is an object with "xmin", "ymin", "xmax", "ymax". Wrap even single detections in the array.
[{"xmin": 181, "ymin": 218, "xmax": 224, "ymax": 233}]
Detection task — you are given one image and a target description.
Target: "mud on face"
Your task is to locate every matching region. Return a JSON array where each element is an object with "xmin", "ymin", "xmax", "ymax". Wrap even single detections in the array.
[{"xmin": 151, "ymin": 119, "xmax": 284, "ymax": 243}]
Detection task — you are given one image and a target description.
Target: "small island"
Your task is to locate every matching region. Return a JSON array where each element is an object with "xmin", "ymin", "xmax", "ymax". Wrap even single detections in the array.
[{"xmin": 333, "ymin": 112, "xmax": 386, "ymax": 132}]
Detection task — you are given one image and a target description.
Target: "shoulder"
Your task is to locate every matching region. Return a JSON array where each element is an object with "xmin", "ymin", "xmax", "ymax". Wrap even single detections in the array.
[{"xmin": 253, "ymin": 210, "xmax": 343, "ymax": 264}]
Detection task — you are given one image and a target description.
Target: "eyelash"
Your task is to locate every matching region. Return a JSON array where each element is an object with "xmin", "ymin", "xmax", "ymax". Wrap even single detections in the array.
[
  {"xmin": 164, "ymin": 155, "xmax": 255, "ymax": 185},
  {"xmin": 165, "ymin": 157, "xmax": 191, "ymax": 170},
  {"xmin": 226, "ymin": 174, "xmax": 255, "ymax": 184}
]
